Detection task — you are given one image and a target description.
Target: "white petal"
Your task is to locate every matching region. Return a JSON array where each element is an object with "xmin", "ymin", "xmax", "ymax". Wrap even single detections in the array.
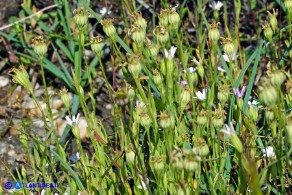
[
  {"xmin": 216, "ymin": 1, "xmax": 223, "ymax": 9},
  {"xmin": 222, "ymin": 53, "xmax": 230, "ymax": 62},
  {"xmin": 65, "ymin": 116, "xmax": 73, "ymax": 126},
  {"xmin": 218, "ymin": 66, "xmax": 226, "ymax": 72},
  {"xmin": 170, "ymin": 46, "xmax": 177, "ymax": 57},
  {"xmin": 100, "ymin": 7, "xmax": 107, "ymax": 16},
  {"xmin": 75, "ymin": 113, "xmax": 80, "ymax": 124},
  {"xmin": 164, "ymin": 49, "xmax": 169, "ymax": 58},
  {"xmin": 220, "ymin": 129, "xmax": 231, "ymax": 136}
]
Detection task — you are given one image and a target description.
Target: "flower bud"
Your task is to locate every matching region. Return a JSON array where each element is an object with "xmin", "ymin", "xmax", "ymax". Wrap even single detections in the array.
[
  {"xmin": 172, "ymin": 159, "xmax": 184, "ymax": 170},
  {"xmin": 31, "ymin": 36, "xmax": 47, "ymax": 58},
  {"xmin": 212, "ymin": 109, "xmax": 225, "ymax": 128},
  {"xmin": 131, "ymin": 121, "xmax": 139, "ymax": 138},
  {"xmin": 247, "ymin": 106, "xmax": 258, "ymax": 123},
  {"xmin": 154, "ymin": 25, "xmax": 169, "ymax": 45},
  {"xmin": 285, "ymin": 78, "xmax": 292, "ymax": 96},
  {"xmin": 230, "ymin": 134, "xmax": 243, "ymax": 153},
  {"xmin": 158, "ymin": 9, "xmax": 169, "ymax": 26},
  {"xmin": 10, "ymin": 65, "xmax": 33, "ymax": 94},
  {"xmin": 194, "ymin": 138, "xmax": 210, "ymax": 157},
  {"xmin": 267, "ymin": 9, "xmax": 278, "ymax": 32},
  {"xmin": 197, "ymin": 110, "xmax": 209, "ymax": 126},
  {"xmin": 72, "ymin": 126, "xmax": 80, "ymax": 139},
  {"xmin": 150, "ymin": 155, "xmax": 165, "ymax": 173},
  {"xmin": 265, "ymin": 109, "xmax": 275, "ymax": 122},
  {"xmin": 168, "ymin": 5, "xmax": 180, "ymax": 29},
  {"xmin": 135, "ymin": 101, "xmax": 147, "ymax": 124},
  {"xmin": 165, "ymin": 59, "xmax": 174, "ymax": 76},
  {"xmin": 213, "ymin": 10, "xmax": 219, "ymax": 20},
  {"xmin": 59, "ymin": 87, "xmax": 70, "ymax": 111},
  {"xmin": 286, "ymin": 114, "xmax": 292, "ymax": 146},
  {"xmin": 198, "ymin": 144, "xmax": 210, "ymax": 157},
  {"xmin": 159, "ymin": 111, "xmax": 174, "ymax": 129},
  {"xmin": 217, "ymin": 83, "xmax": 229, "ymax": 105},
  {"xmin": 222, "ymin": 37, "xmax": 235, "ymax": 60},
  {"xmin": 183, "ymin": 159, "xmax": 199, "ymax": 172},
  {"xmin": 258, "ymin": 77, "xmax": 278, "ymax": 106},
  {"xmin": 125, "ymin": 146, "xmax": 136, "ymax": 164},
  {"xmin": 140, "ymin": 113, "xmax": 152, "ymax": 128},
  {"xmin": 180, "ymin": 88, "xmax": 191, "ymax": 108},
  {"xmin": 127, "ymin": 85, "xmax": 135, "ymax": 100},
  {"xmin": 131, "ymin": 12, "xmax": 147, "ymax": 30},
  {"xmin": 268, "ymin": 69, "xmax": 286, "ymax": 87},
  {"xmin": 160, "ymin": 59, "xmax": 166, "ymax": 76},
  {"xmin": 218, "ymin": 91, "xmax": 229, "ymax": 105},
  {"xmin": 147, "ymin": 42, "xmax": 159, "ymax": 60},
  {"xmin": 90, "ymin": 36, "xmax": 103, "ymax": 56},
  {"xmin": 170, "ymin": 149, "xmax": 184, "ymax": 170},
  {"xmin": 129, "ymin": 24, "xmax": 146, "ymax": 45},
  {"xmin": 212, "ymin": 117, "xmax": 224, "ymax": 128},
  {"xmin": 208, "ymin": 22, "xmax": 220, "ymax": 44},
  {"xmin": 101, "ymin": 18, "xmax": 116, "ymax": 38},
  {"xmin": 153, "ymin": 69, "xmax": 163, "ymax": 86},
  {"xmin": 236, "ymin": 98, "xmax": 243, "ymax": 110},
  {"xmin": 73, "ymin": 7, "xmax": 88, "ymax": 30},
  {"xmin": 262, "ymin": 21, "xmax": 273, "ymax": 42},
  {"xmin": 127, "ymin": 54, "xmax": 142, "ymax": 79},
  {"xmin": 197, "ymin": 64, "xmax": 204, "ymax": 80}
]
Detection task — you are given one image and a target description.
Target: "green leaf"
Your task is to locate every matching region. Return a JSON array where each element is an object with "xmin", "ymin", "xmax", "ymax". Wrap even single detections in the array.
[{"xmin": 242, "ymin": 40, "xmax": 264, "ymax": 114}]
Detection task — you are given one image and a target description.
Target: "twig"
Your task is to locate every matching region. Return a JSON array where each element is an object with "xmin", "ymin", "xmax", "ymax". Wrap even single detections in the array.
[{"xmin": 0, "ymin": 4, "xmax": 59, "ymax": 31}]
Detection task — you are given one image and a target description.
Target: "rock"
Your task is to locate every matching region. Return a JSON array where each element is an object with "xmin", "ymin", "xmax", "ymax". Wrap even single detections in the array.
[
  {"xmin": 10, "ymin": 122, "xmax": 21, "ymax": 136},
  {"xmin": 0, "ymin": 76, "xmax": 10, "ymax": 87},
  {"xmin": 7, "ymin": 149, "xmax": 16, "ymax": 156}
]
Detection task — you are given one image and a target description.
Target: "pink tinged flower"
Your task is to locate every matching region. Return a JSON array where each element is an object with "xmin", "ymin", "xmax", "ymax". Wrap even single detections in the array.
[
  {"xmin": 222, "ymin": 53, "xmax": 239, "ymax": 62},
  {"xmin": 209, "ymin": 1, "xmax": 223, "ymax": 11},
  {"xmin": 195, "ymin": 88, "xmax": 207, "ymax": 101},
  {"xmin": 164, "ymin": 46, "xmax": 177, "ymax": 59},
  {"xmin": 178, "ymin": 80, "xmax": 188, "ymax": 86},
  {"xmin": 233, "ymin": 86, "xmax": 246, "ymax": 98},
  {"xmin": 220, "ymin": 123, "xmax": 236, "ymax": 137},
  {"xmin": 65, "ymin": 113, "xmax": 80, "ymax": 126},
  {"xmin": 183, "ymin": 67, "xmax": 197, "ymax": 73}
]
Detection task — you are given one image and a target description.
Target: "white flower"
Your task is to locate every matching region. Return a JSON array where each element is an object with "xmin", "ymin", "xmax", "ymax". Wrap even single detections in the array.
[
  {"xmin": 137, "ymin": 180, "xmax": 147, "ymax": 190},
  {"xmin": 41, "ymin": 190, "xmax": 45, "ymax": 195},
  {"xmin": 76, "ymin": 152, "xmax": 81, "ymax": 160},
  {"xmin": 209, "ymin": 1, "xmax": 223, "ymax": 11},
  {"xmin": 100, "ymin": 7, "xmax": 111, "ymax": 16},
  {"xmin": 262, "ymin": 146, "xmax": 276, "ymax": 158},
  {"xmin": 164, "ymin": 46, "xmax": 177, "ymax": 59},
  {"xmin": 217, "ymin": 66, "xmax": 226, "ymax": 72},
  {"xmin": 222, "ymin": 52, "xmax": 239, "ymax": 62},
  {"xmin": 220, "ymin": 123, "xmax": 236, "ymax": 137},
  {"xmin": 183, "ymin": 67, "xmax": 197, "ymax": 73},
  {"xmin": 65, "ymin": 113, "xmax": 80, "ymax": 126},
  {"xmin": 195, "ymin": 88, "xmax": 207, "ymax": 101},
  {"xmin": 248, "ymin": 96, "xmax": 263, "ymax": 108}
]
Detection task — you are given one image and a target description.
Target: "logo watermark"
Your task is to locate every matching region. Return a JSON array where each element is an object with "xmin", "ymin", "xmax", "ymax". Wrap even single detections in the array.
[{"xmin": 3, "ymin": 181, "xmax": 58, "ymax": 190}]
